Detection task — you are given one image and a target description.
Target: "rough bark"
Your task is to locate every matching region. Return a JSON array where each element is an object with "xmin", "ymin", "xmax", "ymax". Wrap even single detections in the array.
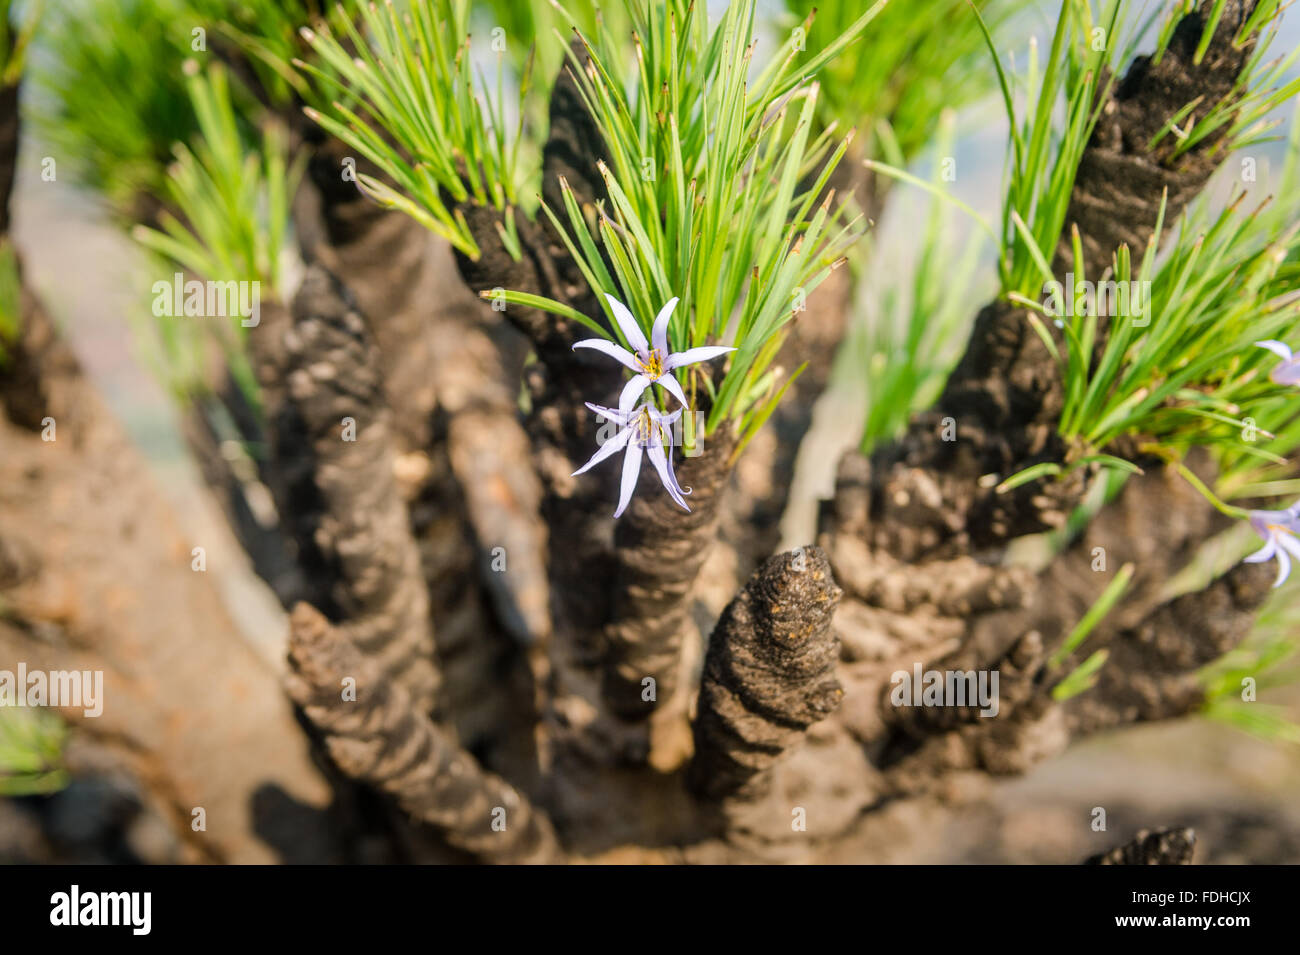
[
  {"xmin": 258, "ymin": 266, "xmax": 438, "ymax": 713},
  {"xmin": 602, "ymin": 426, "xmax": 740, "ymax": 720},
  {"xmin": 810, "ymin": 1, "xmax": 1269, "ymax": 821},
  {"xmin": 0, "ymin": 295, "xmax": 341, "ymax": 863},
  {"xmin": 177, "ymin": 398, "xmax": 307, "ymax": 606},
  {"xmin": 820, "ymin": 449, "xmax": 1275, "ymax": 803},
  {"xmin": 285, "ymin": 603, "xmax": 561, "ymax": 864},
  {"xmin": 295, "ymin": 135, "xmax": 544, "ymax": 743},
  {"xmin": 1085, "ymin": 827, "xmax": 1197, "ymax": 865},
  {"xmin": 688, "ymin": 547, "xmax": 844, "ymax": 802},
  {"xmin": 1058, "ymin": 0, "xmax": 1260, "ymax": 277}
]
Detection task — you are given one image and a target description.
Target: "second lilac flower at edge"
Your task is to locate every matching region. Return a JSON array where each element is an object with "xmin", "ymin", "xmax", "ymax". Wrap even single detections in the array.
[
  {"xmin": 1255, "ymin": 340, "xmax": 1300, "ymax": 386},
  {"xmin": 573, "ymin": 402, "xmax": 692, "ymax": 519},
  {"xmin": 1243, "ymin": 502, "xmax": 1300, "ymax": 589},
  {"xmin": 574, "ymin": 294, "xmax": 736, "ymax": 417}
]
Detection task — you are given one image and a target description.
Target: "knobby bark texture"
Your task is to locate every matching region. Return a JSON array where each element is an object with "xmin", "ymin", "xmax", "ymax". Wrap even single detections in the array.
[
  {"xmin": 688, "ymin": 547, "xmax": 844, "ymax": 802},
  {"xmin": 602, "ymin": 425, "xmax": 739, "ymax": 720},
  {"xmin": 0, "ymin": 72, "xmax": 345, "ymax": 862},
  {"xmin": 1086, "ymin": 827, "xmax": 1197, "ymax": 865},
  {"xmin": 804, "ymin": 0, "xmax": 1272, "ymax": 838},
  {"xmin": 257, "ymin": 269, "xmax": 438, "ymax": 714},
  {"xmin": 285, "ymin": 603, "xmax": 560, "ymax": 864},
  {"xmin": 0, "ymin": 293, "xmax": 342, "ymax": 864},
  {"xmin": 1057, "ymin": 0, "xmax": 1260, "ymax": 276},
  {"xmin": 295, "ymin": 135, "xmax": 542, "ymax": 747}
]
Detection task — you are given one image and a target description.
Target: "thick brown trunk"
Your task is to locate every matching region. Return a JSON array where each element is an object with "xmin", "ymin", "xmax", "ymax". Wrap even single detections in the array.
[{"xmin": 0, "ymin": 298, "xmax": 340, "ymax": 863}]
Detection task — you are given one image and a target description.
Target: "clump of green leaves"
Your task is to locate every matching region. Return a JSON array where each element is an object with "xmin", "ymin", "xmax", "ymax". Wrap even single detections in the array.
[
  {"xmin": 133, "ymin": 62, "xmax": 297, "ymax": 293},
  {"xmin": 294, "ymin": 0, "xmax": 525, "ymax": 259},
  {"xmin": 188, "ymin": 0, "xmax": 324, "ymax": 106},
  {"xmin": 512, "ymin": 0, "xmax": 880, "ymax": 448},
  {"xmin": 1043, "ymin": 185, "xmax": 1300, "ymax": 466},
  {"xmin": 1002, "ymin": 90, "xmax": 1300, "ymax": 492},
  {"xmin": 871, "ymin": 0, "xmax": 1300, "ymax": 494},
  {"xmin": 32, "ymin": 0, "xmax": 201, "ymax": 215},
  {"xmin": 985, "ymin": 0, "xmax": 1135, "ymax": 301},
  {"xmin": 133, "ymin": 61, "xmax": 303, "ymax": 406},
  {"xmin": 787, "ymin": 0, "xmax": 1030, "ymax": 167}
]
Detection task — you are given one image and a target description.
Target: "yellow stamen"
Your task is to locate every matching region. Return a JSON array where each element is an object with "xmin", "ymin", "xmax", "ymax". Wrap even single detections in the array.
[{"xmin": 640, "ymin": 350, "xmax": 664, "ymax": 379}]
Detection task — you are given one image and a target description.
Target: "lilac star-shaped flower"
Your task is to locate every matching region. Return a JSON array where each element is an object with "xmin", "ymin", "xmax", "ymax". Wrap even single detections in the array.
[
  {"xmin": 1255, "ymin": 340, "xmax": 1300, "ymax": 386},
  {"xmin": 572, "ymin": 401, "xmax": 692, "ymax": 518},
  {"xmin": 573, "ymin": 294, "xmax": 735, "ymax": 416},
  {"xmin": 1243, "ymin": 502, "xmax": 1300, "ymax": 588}
]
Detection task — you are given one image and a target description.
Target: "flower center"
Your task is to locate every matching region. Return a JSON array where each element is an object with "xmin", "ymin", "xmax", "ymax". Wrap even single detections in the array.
[
  {"xmin": 640, "ymin": 349, "xmax": 664, "ymax": 379},
  {"xmin": 633, "ymin": 408, "xmax": 653, "ymax": 444}
]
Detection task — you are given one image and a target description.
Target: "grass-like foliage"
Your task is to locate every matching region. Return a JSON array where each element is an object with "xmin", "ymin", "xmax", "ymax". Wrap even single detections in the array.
[
  {"xmin": 869, "ymin": 0, "xmax": 1300, "ymax": 497},
  {"xmin": 32, "ymin": 0, "xmax": 201, "ymax": 215},
  {"xmin": 188, "ymin": 0, "xmax": 325, "ymax": 106},
  {"xmin": 132, "ymin": 61, "xmax": 302, "ymax": 404},
  {"xmin": 986, "ymin": 0, "xmax": 1136, "ymax": 301},
  {"xmin": 1002, "ymin": 106, "xmax": 1300, "ymax": 495},
  {"xmin": 1050, "ymin": 183, "xmax": 1300, "ymax": 466},
  {"xmin": 512, "ymin": 0, "xmax": 881, "ymax": 448},
  {"xmin": 299, "ymin": 0, "xmax": 882, "ymax": 447},
  {"xmin": 856, "ymin": 113, "xmax": 989, "ymax": 453},
  {"xmin": 294, "ymin": 0, "xmax": 526, "ymax": 259},
  {"xmin": 133, "ymin": 62, "xmax": 297, "ymax": 292},
  {"xmin": 786, "ymin": 0, "xmax": 1031, "ymax": 167}
]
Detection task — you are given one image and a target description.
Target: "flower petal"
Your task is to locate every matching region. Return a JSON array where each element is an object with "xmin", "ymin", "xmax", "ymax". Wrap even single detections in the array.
[
  {"xmin": 614, "ymin": 441, "xmax": 643, "ymax": 518},
  {"xmin": 666, "ymin": 441, "xmax": 692, "ymax": 497},
  {"xmin": 647, "ymin": 441, "xmax": 691, "ymax": 512},
  {"xmin": 651, "ymin": 297, "xmax": 679, "ymax": 356},
  {"xmin": 649, "ymin": 406, "xmax": 683, "ymax": 426},
  {"xmin": 663, "ymin": 345, "xmax": 736, "ymax": 371},
  {"xmin": 1244, "ymin": 536, "xmax": 1277, "ymax": 563},
  {"xmin": 1276, "ymin": 530, "xmax": 1300, "ymax": 564},
  {"xmin": 571, "ymin": 426, "xmax": 631, "ymax": 476},
  {"xmin": 606, "ymin": 294, "xmax": 649, "ymax": 355},
  {"xmin": 1272, "ymin": 362, "xmax": 1300, "ymax": 386},
  {"xmin": 656, "ymin": 372, "xmax": 690, "ymax": 409},
  {"xmin": 619, "ymin": 374, "xmax": 651, "ymax": 418},
  {"xmin": 1274, "ymin": 546, "xmax": 1292, "ymax": 589},
  {"xmin": 573, "ymin": 338, "xmax": 641, "ymax": 372},
  {"xmin": 1256, "ymin": 340, "xmax": 1294, "ymax": 362},
  {"xmin": 585, "ymin": 402, "xmax": 629, "ymax": 426}
]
